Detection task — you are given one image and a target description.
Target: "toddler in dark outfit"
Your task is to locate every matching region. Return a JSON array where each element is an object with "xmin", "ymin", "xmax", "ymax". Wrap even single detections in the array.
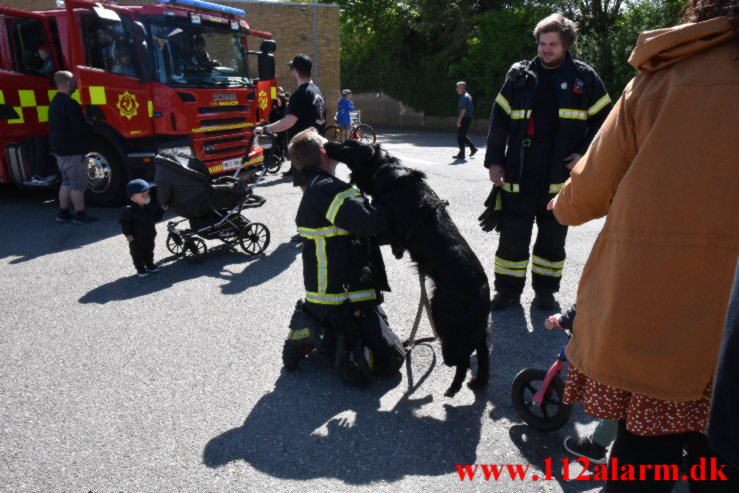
[{"xmin": 120, "ymin": 179, "xmax": 165, "ymax": 278}]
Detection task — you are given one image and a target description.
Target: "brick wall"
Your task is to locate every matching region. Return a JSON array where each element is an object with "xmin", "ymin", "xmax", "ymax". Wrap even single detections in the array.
[{"xmin": 4, "ymin": 0, "xmax": 341, "ymax": 118}]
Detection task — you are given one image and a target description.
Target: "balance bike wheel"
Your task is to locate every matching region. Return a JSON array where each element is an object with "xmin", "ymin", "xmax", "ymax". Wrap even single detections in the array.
[{"xmin": 511, "ymin": 368, "xmax": 572, "ymax": 431}]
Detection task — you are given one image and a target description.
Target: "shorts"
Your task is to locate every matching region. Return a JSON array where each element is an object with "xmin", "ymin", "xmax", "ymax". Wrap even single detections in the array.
[
  {"xmin": 54, "ymin": 154, "xmax": 88, "ymax": 191},
  {"xmin": 338, "ymin": 123, "xmax": 351, "ymax": 130}
]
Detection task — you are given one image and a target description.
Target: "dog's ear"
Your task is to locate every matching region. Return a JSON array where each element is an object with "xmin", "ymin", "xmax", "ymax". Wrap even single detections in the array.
[{"xmin": 325, "ymin": 140, "xmax": 375, "ymax": 165}]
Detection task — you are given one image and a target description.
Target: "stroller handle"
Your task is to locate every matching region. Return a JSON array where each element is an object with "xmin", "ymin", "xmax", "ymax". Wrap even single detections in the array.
[{"xmin": 233, "ymin": 128, "xmax": 278, "ymax": 179}]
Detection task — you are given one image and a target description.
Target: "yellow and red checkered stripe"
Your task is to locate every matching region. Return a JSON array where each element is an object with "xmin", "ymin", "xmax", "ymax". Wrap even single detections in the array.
[
  {"xmin": 0, "ymin": 86, "xmax": 155, "ymax": 126},
  {"xmin": 0, "ymin": 88, "xmax": 81, "ymax": 125}
]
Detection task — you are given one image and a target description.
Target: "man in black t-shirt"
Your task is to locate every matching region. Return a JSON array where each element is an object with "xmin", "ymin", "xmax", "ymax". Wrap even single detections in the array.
[
  {"xmin": 254, "ymin": 54, "xmax": 326, "ymax": 180},
  {"xmin": 49, "ymin": 71, "xmax": 97, "ymax": 224}
]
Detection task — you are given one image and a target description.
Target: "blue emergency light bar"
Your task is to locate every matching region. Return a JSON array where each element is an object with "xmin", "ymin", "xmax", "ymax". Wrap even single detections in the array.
[{"xmin": 157, "ymin": 0, "xmax": 246, "ymax": 16}]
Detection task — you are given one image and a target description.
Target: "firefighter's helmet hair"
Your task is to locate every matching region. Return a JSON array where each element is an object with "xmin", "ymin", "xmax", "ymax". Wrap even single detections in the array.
[
  {"xmin": 288, "ymin": 128, "xmax": 326, "ymax": 171},
  {"xmin": 533, "ymin": 13, "xmax": 578, "ymax": 49}
]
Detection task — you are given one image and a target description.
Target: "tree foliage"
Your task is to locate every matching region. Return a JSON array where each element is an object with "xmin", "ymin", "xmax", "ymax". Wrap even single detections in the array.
[{"xmin": 338, "ymin": 0, "xmax": 685, "ymax": 116}]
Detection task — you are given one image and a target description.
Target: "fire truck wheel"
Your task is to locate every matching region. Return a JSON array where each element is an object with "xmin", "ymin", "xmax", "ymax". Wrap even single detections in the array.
[{"xmin": 85, "ymin": 140, "xmax": 126, "ymax": 206}]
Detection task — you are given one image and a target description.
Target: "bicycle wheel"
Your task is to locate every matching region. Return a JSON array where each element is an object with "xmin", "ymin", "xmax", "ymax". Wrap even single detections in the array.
[
  {"xmin": 323, "ymin": 125, "xmax": 341, "ymax": 143},
  {"xmin": 511, "ymin": 368, "xmax": 572, "ymax": 431},
  {"xmin": 355, "ymin": 124, "xmax": 376, "ymax": 144}
]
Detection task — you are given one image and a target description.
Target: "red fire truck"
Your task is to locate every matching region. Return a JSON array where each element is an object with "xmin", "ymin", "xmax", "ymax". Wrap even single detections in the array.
[{"xmin": 0, "ymin": 0, "xmax": 276, "ymax": 205}]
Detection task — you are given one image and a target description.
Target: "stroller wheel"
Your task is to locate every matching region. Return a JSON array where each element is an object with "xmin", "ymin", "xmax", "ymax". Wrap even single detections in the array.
[
  {"xmin": 166, "ymin": 232, "xmax": 185, "ymax": 256},
  {"xmin": 240, "ymin": 222, "xmax": 270, "ymax": 255},
  {"xmin": 511, "ymin": 368, "xmax": 572, "ymax": 431},
  {"xmin": 183, "ymin": 237, "xmax": 207, "ymax": 264}
]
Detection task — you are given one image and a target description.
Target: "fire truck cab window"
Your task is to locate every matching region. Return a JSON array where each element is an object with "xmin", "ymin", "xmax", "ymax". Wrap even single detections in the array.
[
  {"xmin": 83, "ymin": 16, "xmax": 138, "ymax": 78},
  {"xmin": 5, "ymin": 18, "xmax": 55, "ymax": 77},
  {"xmin": 148, "ymin": 18, "xmax": 248, "ymax": 88}
]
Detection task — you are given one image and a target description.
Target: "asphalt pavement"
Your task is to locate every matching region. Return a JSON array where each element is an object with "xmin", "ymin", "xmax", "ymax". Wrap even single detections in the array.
[{"xmin": 0, "ymin": 129, "xmax": 687, "ymax": 492}]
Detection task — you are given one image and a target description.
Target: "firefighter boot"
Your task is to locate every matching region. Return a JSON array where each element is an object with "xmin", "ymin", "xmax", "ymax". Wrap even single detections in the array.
[
  {"xmin": 282, "ymin": 325, "xmax": 323, "ymax": 371},
  {"xmin": 282, "ymin": 300, "xmax": 324, "ymax": 371}
]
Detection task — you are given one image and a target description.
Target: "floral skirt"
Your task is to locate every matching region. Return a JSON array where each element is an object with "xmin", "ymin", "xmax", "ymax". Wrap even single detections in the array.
[{"xmin": 562, "ymin": 365, "xmax": 711, "ymax": 436}]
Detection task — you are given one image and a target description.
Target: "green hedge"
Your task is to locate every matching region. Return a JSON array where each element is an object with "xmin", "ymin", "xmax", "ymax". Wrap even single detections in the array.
[{"xmin": 340, "ymin": 1, "xmax": 685, "ymax": 118}]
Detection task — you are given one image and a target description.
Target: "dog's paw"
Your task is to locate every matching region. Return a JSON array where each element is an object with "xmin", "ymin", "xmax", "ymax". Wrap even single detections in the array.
[
  {"xmin": 390, "ymin": 243, "xmax": 405, "ymax": 259},
  {"xmin": 444, "ymin": 382, "xmax": 463, "ymax": 398}
]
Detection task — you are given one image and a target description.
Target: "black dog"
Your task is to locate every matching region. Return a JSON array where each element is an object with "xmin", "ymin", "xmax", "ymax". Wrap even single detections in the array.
[{"xmin": 324, "ymin": 140, "xmax": 490, "ymax": 397}]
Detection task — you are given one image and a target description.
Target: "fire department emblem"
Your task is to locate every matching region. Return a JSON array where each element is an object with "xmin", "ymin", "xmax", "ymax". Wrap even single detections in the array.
[
  {"xmin": 258, "ymin": 89, "xmax": 268, "ymax": 111},
  {"xmin": 116, "ymin": 91, "xmax": 139, "ymax": 120}
]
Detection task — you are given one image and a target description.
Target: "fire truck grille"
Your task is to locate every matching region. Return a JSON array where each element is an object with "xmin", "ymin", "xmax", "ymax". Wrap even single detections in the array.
[
  {"xmin": 200, "ymin": 136, "xmax": 249, "ymax": 158},
  {"xmin": 199, "ymin": 117, "xmax": 246, "ymax": 126},
  {"xmin": 205, "ymin": 146, "xmax": 243, "ymax": 156},
  {"xmin": 198, "ymin": 106, "xmax": 248, "ymax": 114}
]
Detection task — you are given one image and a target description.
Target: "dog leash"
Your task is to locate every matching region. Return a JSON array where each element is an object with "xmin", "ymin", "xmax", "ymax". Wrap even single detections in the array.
[{"xmin": 404, "ymin": 271, "xmax": 438, "ymax": 347}]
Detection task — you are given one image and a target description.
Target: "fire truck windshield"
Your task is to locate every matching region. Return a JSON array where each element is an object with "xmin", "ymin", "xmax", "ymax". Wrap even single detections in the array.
[{"xmin": 148, "ymin": 18, "xmax": 249, "ymax": 88}]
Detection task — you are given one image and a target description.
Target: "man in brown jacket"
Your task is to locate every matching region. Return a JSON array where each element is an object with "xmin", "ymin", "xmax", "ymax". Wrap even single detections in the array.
[{"xmin": 551, "ymin": 1, "xmax": 739, "ymax": 490}]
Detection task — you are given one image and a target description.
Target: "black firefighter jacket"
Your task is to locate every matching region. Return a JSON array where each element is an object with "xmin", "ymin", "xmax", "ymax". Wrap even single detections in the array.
[
  {"xmin": 484, "ymin": 53, "xmax": 612, "ymax": 193},
  {"xmin": 296, "ymin": 169, "xmax": 389, "ymax": 309}
]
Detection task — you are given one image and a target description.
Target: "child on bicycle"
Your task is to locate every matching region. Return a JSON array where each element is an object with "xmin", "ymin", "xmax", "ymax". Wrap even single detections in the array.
[
  {"xmin": 337, "ymin": 89, "xmax": 354, "ymax": 142},
  {"xmin": 545, "ymin": 303, "xmax": 617, "ymax": 465}
]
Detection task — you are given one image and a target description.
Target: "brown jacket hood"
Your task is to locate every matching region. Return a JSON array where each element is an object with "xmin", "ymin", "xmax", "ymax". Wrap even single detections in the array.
[{"xmin": 629, "ymin": 17, "xmax": 736, "ymax": 72}]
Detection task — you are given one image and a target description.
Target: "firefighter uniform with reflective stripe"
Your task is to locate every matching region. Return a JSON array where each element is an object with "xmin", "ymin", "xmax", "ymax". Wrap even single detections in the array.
[
  {"xmin": 484, "ymin": 52, "xmax": 612, "ymax": 296},
  {"xmin": 296, "ymin": 168, "xmax": 404, "ymax": 375}
]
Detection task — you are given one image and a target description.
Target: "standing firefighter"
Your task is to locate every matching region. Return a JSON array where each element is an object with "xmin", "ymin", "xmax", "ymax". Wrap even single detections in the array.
[{"xmin": 485, "ymin": 13, "xmax": 612, "ymax": 311}]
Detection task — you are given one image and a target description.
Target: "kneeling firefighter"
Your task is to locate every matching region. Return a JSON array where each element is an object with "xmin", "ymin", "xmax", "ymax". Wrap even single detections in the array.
[{"xmin": 281, "ymin": 127, "xmax": 406, "ymax": 385}]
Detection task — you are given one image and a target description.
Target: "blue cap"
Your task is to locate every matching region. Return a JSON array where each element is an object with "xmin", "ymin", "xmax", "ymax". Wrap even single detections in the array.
[{"xmin": 126, "ymin": 179, "xmax": 155, "ymax": 198}]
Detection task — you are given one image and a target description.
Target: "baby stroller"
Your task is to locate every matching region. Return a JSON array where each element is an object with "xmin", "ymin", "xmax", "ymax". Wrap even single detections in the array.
[{"xmin": 154, "ymin": 149, "xmax": 270, "ymax": 264}]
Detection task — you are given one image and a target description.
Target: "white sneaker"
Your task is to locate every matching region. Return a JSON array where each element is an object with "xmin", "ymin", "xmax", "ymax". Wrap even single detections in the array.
[{"xmin": 137, "ymin": 272, "xmax": 149, "ymax": 278}]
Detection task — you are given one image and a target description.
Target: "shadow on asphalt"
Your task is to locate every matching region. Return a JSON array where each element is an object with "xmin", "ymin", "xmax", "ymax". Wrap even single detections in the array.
[
  {"xmin": 203, "ymin": 343, "xmax": 489, "ymax": 483},
  {"xmin": 0, "ymin": 185, "xmax": 124, "ymax": 264},
  {"xmin": 79, "ymin": 240, "xmax": 302, "ymax": 304},
  {"xmin": 253, "ymin": 173, "xmax": 293, "ymax": 188},
  {"xmin": 0, "ymin": 173, "xmax": 290, "ymax": 266}
]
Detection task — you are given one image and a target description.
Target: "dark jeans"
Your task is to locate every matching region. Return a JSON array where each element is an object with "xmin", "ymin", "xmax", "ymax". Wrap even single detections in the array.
[
  {"xmin": 456, "ymin": 117, "xmax": 475, "ymax": 154},
  {"xmin": 128, "ymin": 239, "xmax": 155, "ymax": 273},
  {"xmin": 606, "ymin": 420, "xmax": 739, "ymax": 492}
]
